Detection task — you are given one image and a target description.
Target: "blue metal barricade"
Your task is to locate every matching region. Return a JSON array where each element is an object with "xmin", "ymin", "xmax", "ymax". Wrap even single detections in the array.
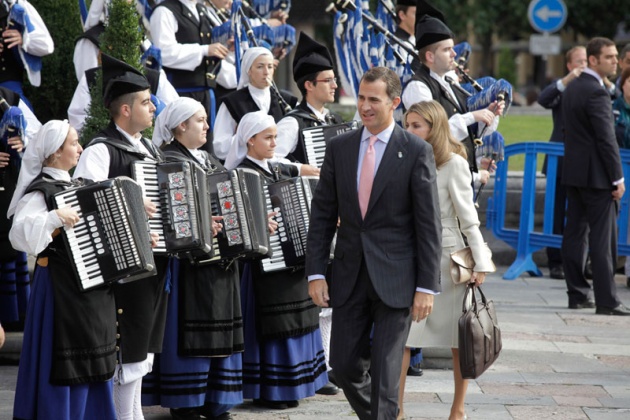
[{"xmin": 487, "ymin": 142, "xmax": 630, "ymax": 280}]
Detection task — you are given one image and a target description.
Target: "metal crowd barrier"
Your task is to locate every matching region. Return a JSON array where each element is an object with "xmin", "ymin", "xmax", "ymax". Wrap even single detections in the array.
[{"xmin": 486, "ymin": 142, "xmax": 630, "ymax": 280}]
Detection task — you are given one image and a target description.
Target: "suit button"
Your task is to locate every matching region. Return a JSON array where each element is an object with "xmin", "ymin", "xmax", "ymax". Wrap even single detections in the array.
[
  {"xmin": 115, "ymin": 346, "xmax": 120, "ymax": 351},
  {"xmin": 207, "ymin": 33, "xmax": 211, "ymax": 38},
  {"xmin": 117, "ymin": 308, "xmax": 123, "ymax": 315},
  {"xmin": 188, "ymin": 13, "xmax": 192, "ymax": 17},
  {"xmin": 200, "ymin": 32, "xmax": 204, "ymax": 37},
  {"xmin": 116, "ymin": 321, "xmax": 119, "ymax": 327},
  {"xmin": 116, "ymin": 334, "xmax": 120, "ymax": 339}
]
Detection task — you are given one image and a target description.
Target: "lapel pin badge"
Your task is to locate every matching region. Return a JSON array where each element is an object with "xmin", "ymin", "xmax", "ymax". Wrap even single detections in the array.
[{"xmin": 398, "ymin": 151, "xmax": 403, "ymax": 158}]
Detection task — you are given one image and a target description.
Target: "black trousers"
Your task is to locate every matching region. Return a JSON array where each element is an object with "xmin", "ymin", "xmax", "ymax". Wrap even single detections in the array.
[
  {"xmin": 330, "ymin": 259, "xmax": 411, "ymax": 420},
  {"xmin": 561, "ymin": 186, "xmax": 621, "ymax": 308}
]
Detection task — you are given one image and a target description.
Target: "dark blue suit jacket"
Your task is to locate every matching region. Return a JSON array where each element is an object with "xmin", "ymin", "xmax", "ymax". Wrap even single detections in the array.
[{"xmin": 305, "ymin": 124, "xmax": 442, "ymax": 309}]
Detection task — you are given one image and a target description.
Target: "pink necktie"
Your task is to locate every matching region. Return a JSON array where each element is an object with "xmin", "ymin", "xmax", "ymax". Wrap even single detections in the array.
[{"xmin": 358, "ymin": 135, "xmax": 377, "ymax": 219}]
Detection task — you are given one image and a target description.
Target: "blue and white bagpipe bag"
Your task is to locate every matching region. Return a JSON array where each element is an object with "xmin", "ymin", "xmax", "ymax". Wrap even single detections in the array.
[
  {"xmin": 250, "ymin": 0, "xmax": 291, "ymax": 17},
  {"xmin": 331, "ymin": 1, "xmax": 412, "ymax": 123},
  {"xmin": 7, "ymin": 2, "xmax": 43, "ymax": 86}
]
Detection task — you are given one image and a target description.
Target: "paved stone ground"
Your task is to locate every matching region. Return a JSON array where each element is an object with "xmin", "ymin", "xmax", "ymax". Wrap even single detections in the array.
[{"xmin": 2, "ymin": 268, "xmax": 630, "ymax": 419}]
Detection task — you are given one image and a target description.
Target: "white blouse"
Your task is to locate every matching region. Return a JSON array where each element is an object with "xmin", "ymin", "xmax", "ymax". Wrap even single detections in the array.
[{"xmin": 9, "ymin": 167, "xmax": 67, "ymax": 256}]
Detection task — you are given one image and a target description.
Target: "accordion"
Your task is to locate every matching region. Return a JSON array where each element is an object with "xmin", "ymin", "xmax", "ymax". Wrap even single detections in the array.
[
  {"xmin": 301, "ymin": 121, "xmax": 359, "ymax": 168},
  {"xmin": 53, "ymin": 177, "xmax": 156, "ymax": 291},
  {"xmin": 132, "ymin": 160, "xmax": 214, "ymax": 260},
  {"xmin": 262, "ymin": 176, "xmax": 319, "ymax": 272},
  {"xmin": 207, "ymin": 168, "xmax": 270, "ymax": 260}
]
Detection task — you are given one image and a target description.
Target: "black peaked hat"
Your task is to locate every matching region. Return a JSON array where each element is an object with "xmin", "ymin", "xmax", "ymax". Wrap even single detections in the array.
[
  {"xmin": 102, "ymin": 53, "xmax": 151, "ymax": 107},
  {"xmin": 292, "ymin": 32, "xmax": 334, "ymax": 83},
  {"xmin": 396, "ymin": 0, "xmax": 417, "ymax": 6},
  {"xmin": 415, "ymin": 0, "xmax": 446, "ymax": 23},
  {"xmin": 414, "ymin": 1, "xmax": 453, "ymax": 50}
]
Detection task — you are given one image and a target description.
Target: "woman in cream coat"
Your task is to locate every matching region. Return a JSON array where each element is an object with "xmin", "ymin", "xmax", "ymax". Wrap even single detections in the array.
[{"xmin": 398, "ymin": 101, "xmax": 495, "ymax": 420}]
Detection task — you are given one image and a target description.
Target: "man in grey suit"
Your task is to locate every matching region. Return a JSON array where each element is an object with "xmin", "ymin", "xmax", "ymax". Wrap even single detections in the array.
[
  {"xmin": 561, "ymin": 37, "xmax": 630, "ymax": 316},
  {"xmin": 305, "ymin": 67, "xmax": 442, "ymax": 419}
]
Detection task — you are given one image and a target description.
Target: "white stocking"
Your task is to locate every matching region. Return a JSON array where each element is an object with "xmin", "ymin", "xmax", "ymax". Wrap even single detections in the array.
[{"xmin": 319, "ymin": 308, "xmax": 333, "ymax": 371}]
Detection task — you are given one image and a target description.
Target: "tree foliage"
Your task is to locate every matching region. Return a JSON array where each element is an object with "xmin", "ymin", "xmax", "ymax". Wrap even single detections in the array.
[{"xmin": 81, "ymin": 0, "xmax": 147, "ymax": 144}]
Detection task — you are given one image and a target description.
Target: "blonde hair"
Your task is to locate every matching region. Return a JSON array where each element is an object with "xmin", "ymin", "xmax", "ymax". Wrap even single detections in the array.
[{"xmin": 403, "ymin": 100, "xmax": 466, "ymax": 168}]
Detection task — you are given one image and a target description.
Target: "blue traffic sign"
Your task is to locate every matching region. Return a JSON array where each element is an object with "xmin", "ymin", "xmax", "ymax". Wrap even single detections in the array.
[{"xmin": 528, "ymin": 0, "xmax": 567, "ymax": 33}]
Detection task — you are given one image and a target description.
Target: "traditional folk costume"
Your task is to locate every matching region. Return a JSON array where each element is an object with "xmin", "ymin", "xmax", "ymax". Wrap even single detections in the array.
[
  {"xmin": 141, "ymin": 97, "xmax": 243, "ymax": 419},
  {"xmin": 10, "ymin": 121, "xmax": 117, "ymax": 420},
  {"xmin": 214, "ymin": 47, "xmax": 296, "ymax": 161},
  {"xmin": 151, "ymin": 0, "xmax": 238, "ymax": 154},
  {"xmin": 226, "ymin": 112, "xmax": 327, "ymax": 407},
  {"xmin": 72, "ymin": 54, "xmax": 170, "ymax": 420}
]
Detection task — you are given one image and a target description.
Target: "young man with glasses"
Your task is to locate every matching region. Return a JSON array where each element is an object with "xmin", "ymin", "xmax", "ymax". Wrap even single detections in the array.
[{"xmin": 274, "ymin": 32, "xmax": 344, "ymax": 168}]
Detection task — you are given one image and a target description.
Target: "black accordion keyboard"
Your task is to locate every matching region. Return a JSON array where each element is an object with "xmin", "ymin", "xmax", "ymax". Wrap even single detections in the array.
[
  {"xmin": 54, "ymin": 177, "xmax": 156, "ymax": 291},
  {"xmin": 133, "ymin": 160, "xmax": 214, "ymax": 259},
  {"xmin": 208, "ymin": 168, "xmax": 270, "ymax": 260},
  {"xmin": 302, "ymin": 121, "xmax": 359, "ymax": 168},
  {"xmin": 262, "ymin": 176, "xmax": 318, "ymax": 272}
]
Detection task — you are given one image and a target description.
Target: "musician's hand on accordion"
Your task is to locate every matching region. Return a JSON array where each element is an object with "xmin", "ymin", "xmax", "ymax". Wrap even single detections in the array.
[
  {"xmin": 143, "ymin": 197, "xmax": 157, "ymax": 218},
  {"xmin": 149, "ymin": 231, "xmax": 159, "ymax": 249},
  {"xmin": 267, "ymin": 211, "xmax": 278, "ymax": 235},
  {"xmin": 211, "ymin": 216, "xmax": 224, "ymax": 237},
  {"xmin": 299, "ymin": 164, "xmax": 320, "ymax": 177},
  {"xmin": 55, "ymin": 206, "xmax": 80, "ymax": 229}
]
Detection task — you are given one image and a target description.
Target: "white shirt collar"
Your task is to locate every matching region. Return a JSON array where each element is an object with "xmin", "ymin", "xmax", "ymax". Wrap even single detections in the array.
[
  {"xmin": 115, "ymin": 124, "xmax": 152, "ymax": 156},
  {"xmin": 306, "ymin": 102, "xmax": 328, "ymax": 122},
  {"xmin": 247, "ymin": 85, "xmax": 271, "ymax": 112},
  {"xmin": 42, "ymin": 167, "xmax": 71, "ymax": 182},
  {"xmin": 583, "ymin": 67, "xmax": 604, "ymax": 86},
  {"xmin": 246, "ymin": 155, "xmax": 272, "ymax": 173},
  {"xmin": 361, "ymin": 121, "xmax": 395, "ymax": 144}
]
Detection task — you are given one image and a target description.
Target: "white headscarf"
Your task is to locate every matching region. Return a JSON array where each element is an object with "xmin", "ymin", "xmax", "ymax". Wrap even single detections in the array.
[
  {"xmin": 7, "ymin": 120, "xmax": 70, "ymax": 218},
  {"xmin": 224, "ymin": 111, "xmax": 276, "ymax": 170},
  {"xmin": 237, "ymin": 47, "xmax": 274, "ymax": 90},
  {"xmin": 152, "ymin": 97, "xmax": 205, "ymax": 148}
]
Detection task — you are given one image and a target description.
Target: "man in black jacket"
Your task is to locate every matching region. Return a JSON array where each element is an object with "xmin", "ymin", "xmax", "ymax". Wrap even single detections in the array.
[
  {"xmin": 561, "ymin": 37, "xmax": 630, "ymax": 316},
  {"xmin": 538, "ymin": 46, "xmax": 586, "ymax": 280}
]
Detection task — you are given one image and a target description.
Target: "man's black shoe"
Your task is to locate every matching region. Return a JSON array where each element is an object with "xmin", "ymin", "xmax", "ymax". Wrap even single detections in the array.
[
  {"xmin": 170, "ymin": 408, "xmax": 202, "ymax": 420},
  {"xmin": 316, "ymin": 381, "xmax": 340, "ymax": 395},
  {"xmin": 407, "ymin": 365, "xmax": 424, "ymax": 377},
  {"xmin": 595, "ymin": 304, "xmax": 630, "ymax": 316},
  {"xmin": 549, "ymin": 266, "xmax": 565, "ymax": 279},
  {"xmin": 568, "ymin": 299, "xmax": 595, "ymax": 309},
  {"xmin": 253, "ymin": 398, "xmax": 288, "ymax": 410}
]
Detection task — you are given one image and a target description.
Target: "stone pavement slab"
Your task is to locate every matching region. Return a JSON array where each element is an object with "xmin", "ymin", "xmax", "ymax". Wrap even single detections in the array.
[{"xmin": 2, "ymin": 268, "xmax": 630, "ymax": 419}]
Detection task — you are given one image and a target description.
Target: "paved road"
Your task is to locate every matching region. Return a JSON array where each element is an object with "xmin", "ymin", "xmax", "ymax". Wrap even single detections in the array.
[{"xmin": 2, "ymin": 268, "xmax": 629, "ymax": 419}]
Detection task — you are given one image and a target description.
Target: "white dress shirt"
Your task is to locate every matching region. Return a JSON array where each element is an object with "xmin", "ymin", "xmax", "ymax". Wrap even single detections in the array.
[
  {"xmin": 149, "ymin": 0, "xmax": 237, "ymax": 90},
  {"xmin": 212, "ymin": 85, "xmax": 272, "ymax": 160},
  {"xmin": 73, "ymin": 125, "xmax": 155, "ymax": 181}
]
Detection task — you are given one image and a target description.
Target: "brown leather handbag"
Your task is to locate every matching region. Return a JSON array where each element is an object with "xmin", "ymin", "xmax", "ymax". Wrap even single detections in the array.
[
  {"xmin": 458, "ymin": 284, "xmax": 502, "ymax": 379},
  {"xmin": 450, "ymin": 244, "xmax": 496, "ymax": 284}
]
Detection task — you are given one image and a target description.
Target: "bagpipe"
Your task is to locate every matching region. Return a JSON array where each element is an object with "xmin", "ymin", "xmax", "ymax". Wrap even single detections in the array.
[
  {"xmin": 0, "ymin": 96, "xmax": 25, "ymax": 192},
  {"xmin": 474, "ymin": 131, "xmax": 505, "ymax": 208},
  {"xmin": 327, "ymin": 0, "xmax": 417, "ymax": 100},
  {"xmin": 232, "ymin": 1, "xmax": 294, "ymax": 113}
]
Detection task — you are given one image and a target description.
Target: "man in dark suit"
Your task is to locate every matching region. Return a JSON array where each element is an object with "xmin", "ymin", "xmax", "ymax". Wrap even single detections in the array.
[
  {"xmin": 305, "ymin": 67, "xmax": 442, "ymax": 419},
  {"xmin": 561, "ymin": 37, "xmax": 630, "ymax": 316},
  {"xmin": 538, "ymin": 46, "xmax": 587, "ymax": 280}
]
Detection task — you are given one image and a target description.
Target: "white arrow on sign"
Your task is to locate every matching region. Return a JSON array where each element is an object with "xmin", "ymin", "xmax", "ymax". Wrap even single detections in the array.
[{"xmin": 535, "ymin": 5, "xmax": 563, "ymax": 22}]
